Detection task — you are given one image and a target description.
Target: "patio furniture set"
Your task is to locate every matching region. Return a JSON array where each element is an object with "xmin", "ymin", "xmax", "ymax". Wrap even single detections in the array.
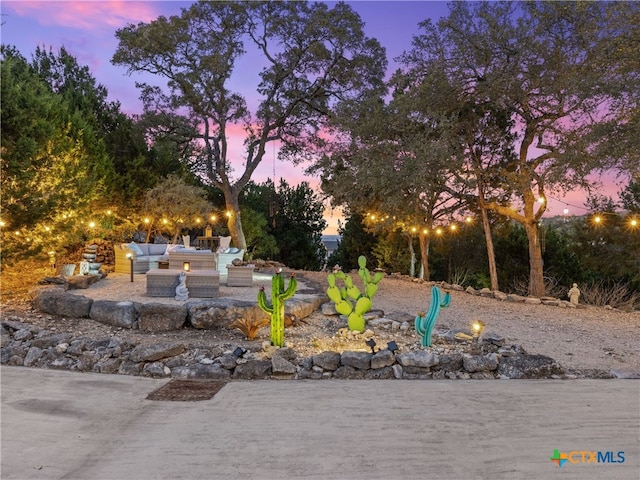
[{"xmin": 114, "ymin": 239, "xmax": 253, "ymax": 299}]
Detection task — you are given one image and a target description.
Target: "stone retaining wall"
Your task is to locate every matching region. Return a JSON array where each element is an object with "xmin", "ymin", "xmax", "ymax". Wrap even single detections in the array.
[{"xmin": 2, "ymin": 317, "xmax": 578, "ymax": 380}]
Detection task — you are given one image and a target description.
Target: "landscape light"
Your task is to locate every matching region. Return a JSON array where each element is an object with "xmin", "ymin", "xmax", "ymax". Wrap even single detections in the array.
[
  {"xmin": 233, "ymin": 346, "xmax": 246, "ymax": 357},
  {"xmin": 629, "ymin": 218, "xmax": 638, "ymax": 228},
  {"xmin": 210, "ymin": 214, "xmax": 217, "ymax": 222},
  {"xmin": 126, "ymin": 253, "xmax": 134, "ymax": 282},
  {"xmin": 387, "ymin": 341, "xmax": 398, "ymax": 353},
  {"xmin": 88, "ymin": 221, "xmax": 96, "ymax": 228},
  {"xmin": 593, "ymin": 215, "xmax": 602, "ymax": 224},
  {"xmin": 563, "ymin": 208, "xmax": 569, "ymax": 215},
  {"xmin": 435, "ymin": 227, "xmax": 443, "ymax": 236},
  {"xmin": 144, "ymin": 218, "xmax": 150, "ymax": 224},
  {"xmin": 538, "ymin": 197, "xmax": 545, "ymax": 204},
  {"xmin": 365, "ymin": 338, "xmax": 376, "ymax": 353},
  {"xmin": 183, "ymin": 262, "xmax": 191, "ymax": 272},
  {"xmin": 465, "ymin": 216, "xmax": 473, "ymax": 223},
  {"xmin": 471, "ymin": 320, "xmax": 485, "ymax": 337}
]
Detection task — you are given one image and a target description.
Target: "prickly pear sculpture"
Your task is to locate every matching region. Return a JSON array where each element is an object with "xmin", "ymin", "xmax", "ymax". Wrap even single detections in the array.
[
  {"xmin": 257, "ymin": 270, "xmax": 297, "ymax": 347},
  {"xmin": 327, "ymin": 256, "xmax": 384, "ymax": 332},
  {"xmin": 415, "ymin": 286, "xmax": 451, "ymax": 347}
]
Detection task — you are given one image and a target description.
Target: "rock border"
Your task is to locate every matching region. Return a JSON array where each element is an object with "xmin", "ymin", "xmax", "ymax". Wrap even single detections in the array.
[{"xmin": 1, "ymin": 317, "xmax": 580, "ymax": 380}]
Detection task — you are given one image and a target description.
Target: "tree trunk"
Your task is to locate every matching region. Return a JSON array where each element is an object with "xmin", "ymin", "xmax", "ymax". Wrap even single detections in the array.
[
  {"xmin": 480, "ymin": 207, "xmax": 499, "ymax": 291},
  {"xmin": 419, "ymin": 232, "xmax": 430, "ymax": 281},
  {"xmin": 225, "ymin": 193, "xmax": 247, "ymax": 250},
  {"xmin": 408, "ymin": 235, "xmax": 415, "ymax": 278},
  {"xmin": 524, "ymin": 221, "xmax": 545, "ymax": 297}
]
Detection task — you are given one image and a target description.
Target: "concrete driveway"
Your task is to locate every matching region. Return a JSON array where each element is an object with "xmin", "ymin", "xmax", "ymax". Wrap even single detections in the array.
[{"xmin": 1, "ymin": 367, "xmax": 638, "ymax": 480}]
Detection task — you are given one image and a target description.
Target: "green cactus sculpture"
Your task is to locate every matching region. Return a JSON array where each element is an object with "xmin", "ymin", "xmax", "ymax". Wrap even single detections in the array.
[
  {"xmin": 415, "ymin": 286, "xmax": 451, "ymax": 347},
  {"xmin": 257, "ymin": 271, "xmax": 297, "ymax": 347},
  {"xmin": 327, "ymin": 255, "xmax": 384, "ymax": 332}
]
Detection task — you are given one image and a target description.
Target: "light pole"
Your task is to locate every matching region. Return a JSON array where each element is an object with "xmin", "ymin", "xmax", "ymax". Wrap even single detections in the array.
[{"xmin": 126, "ymin": 253, "xmax": 134, "ymax": 282}]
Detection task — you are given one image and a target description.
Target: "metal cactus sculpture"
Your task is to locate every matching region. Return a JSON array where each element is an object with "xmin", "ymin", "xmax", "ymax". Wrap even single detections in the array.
[
  {"xmin": 327, "ymin": 256, "xmax": 384, "ymax": 332},
  {"xmin": 257, "ymin": 270, "xmax": 297, "ymax": 347},
  {"xmin": 415, "ymin": 286, "xmax": 451, "ymax": 347}
]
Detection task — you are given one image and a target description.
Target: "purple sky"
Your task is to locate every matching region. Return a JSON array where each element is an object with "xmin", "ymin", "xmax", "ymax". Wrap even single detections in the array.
[{"xmin": 1, "ymin": 1, "xmax": 620, "ymax": 233}]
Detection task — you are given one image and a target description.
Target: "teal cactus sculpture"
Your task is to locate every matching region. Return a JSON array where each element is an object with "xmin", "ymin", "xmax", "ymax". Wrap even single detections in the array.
[
  {"xmin": 327, "ymin": 256, "xmax": 384, "ymax": 332},
  {"xmin": 258, "ymin": 271, "xmax": 297, "ymax": 347},
  {"xmin": 415, "ymin": 286, "xmax": 451, "ymax": 347}
]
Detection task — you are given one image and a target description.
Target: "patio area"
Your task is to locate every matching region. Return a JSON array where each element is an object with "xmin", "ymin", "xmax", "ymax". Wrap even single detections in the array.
[{"xmin": 67, "ymin": 270, "xmax": 321, "ymax": 307}]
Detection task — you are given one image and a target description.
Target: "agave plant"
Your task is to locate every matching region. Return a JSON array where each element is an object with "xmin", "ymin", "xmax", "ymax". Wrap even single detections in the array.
[{"xmin": 229, "ymin": 315, "xmax": 270, "ymax": 340}]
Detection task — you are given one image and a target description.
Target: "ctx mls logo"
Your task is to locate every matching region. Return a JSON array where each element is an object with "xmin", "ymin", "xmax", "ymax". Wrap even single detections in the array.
[{"xmin": 550, "ymin": 449, "xmax": 625, "ymax": 467}]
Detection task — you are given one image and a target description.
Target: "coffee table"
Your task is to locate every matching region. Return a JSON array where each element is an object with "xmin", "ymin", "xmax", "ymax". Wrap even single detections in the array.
[{"xmin": 146, "ymin": 269, "xmax": 219, "ymax": 298}]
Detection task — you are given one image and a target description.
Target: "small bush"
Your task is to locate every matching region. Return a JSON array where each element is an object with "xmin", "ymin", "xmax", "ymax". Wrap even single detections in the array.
[{"xmin": 579, "ymin": 280, "xmax": 640, "ymax": 311}]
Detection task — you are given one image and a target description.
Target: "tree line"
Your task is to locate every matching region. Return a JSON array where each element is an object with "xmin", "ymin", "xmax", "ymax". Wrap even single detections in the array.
[{"xmin": 2, "ymin": 1, "xmax": 639, "ymax": 298}]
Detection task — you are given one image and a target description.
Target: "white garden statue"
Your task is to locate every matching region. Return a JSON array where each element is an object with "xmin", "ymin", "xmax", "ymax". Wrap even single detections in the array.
[
  {"xmin": 175, "ymin": 271, "xmax": 189, "ymax": 301},
  {"xmin": 567, "ymin": 283, "xmax": 580, "ymax": 305}
]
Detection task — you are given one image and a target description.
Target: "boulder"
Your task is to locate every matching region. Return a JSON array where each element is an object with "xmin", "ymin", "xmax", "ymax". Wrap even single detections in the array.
[
  {"xmin": 233, "ymin": 359, "xmax": 272, "ymax": 379},
  {"xmin": 498, "ymin": 354, "xmax": 563, "ymax": 379},
  {"xmin": 66, "ymin": 275, "xmax": 101, "ymax": 289},
  {"xmin": 138, "ymin": 303, "xmax": 188, "ymax": 332},
  {"xmin": 271, "ymin": 355, "xmax": 297, "ymax": 376},
  {"xmin": 187, "ymin": 299, "xmax": 263, "ymax": 329},
  {"xmin": 463, "ymin": 353, "xmax": 499, "ymax": 373},
  {"xmin": 341, "ymin": 351, "xmax": 372, "ymax": 370},
  {"xmin": 90, "ymin": 300, "xmax": 137, "ymax": 329},
  {"xmin": 397, "ymin": 350, "xmax": 439, "ymax": 368},
  {"xmin": 371, "ymin": 349, "xmax": 395, "ymax": 369},
  {"xmin": 312, "ymin": 351, "xmax": 341, "ymax": 371},
  {"xmin": 33, "ymin": 289, "xmax": 93, "ymax": 318}
]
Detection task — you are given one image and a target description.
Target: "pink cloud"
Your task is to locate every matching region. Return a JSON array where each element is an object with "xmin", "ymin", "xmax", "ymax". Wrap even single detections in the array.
[{"xmin": 3, "ymin": 1, "xmax": 163, "ymax": 31}]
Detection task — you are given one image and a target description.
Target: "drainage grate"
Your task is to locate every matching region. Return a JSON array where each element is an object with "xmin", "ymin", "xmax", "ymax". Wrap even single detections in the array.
[{"xmin": 147, "ymin": 380, "xmax": 228, "ymax": 402}]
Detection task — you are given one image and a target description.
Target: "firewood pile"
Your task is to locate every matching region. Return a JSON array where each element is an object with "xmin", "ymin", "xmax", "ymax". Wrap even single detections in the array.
[{"xmin": 86, "ymin": 238, "xmax": 115, "ymax": 265}]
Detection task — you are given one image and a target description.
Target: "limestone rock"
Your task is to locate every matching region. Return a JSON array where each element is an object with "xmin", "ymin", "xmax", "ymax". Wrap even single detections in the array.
[
  {"xmin": 172, "ymin": 363, "xmax": 233, "ymax": 380},
  {"xmin": 129, "ymin": 342, "xmax": 185, "ymax": 363},
  {"xmin": 138, "ymin": 303, "xmax": 188, "ymax": 331},
  {"xmin": 31, "ymin": 333, "xmax": 72, "ymax": 349},
  {"xmin": 498, "ymin": 354, "xmax": 563, "ymax": 379},
  {"xmin": 232, "ymin": 359, "xmax": 271, "ymax": 379},
  {"xmin": 371, "ymin": 349, "xmax": 395, "ymax": 369},
  {"xmin": 463, "ymin": 353, "xmax": 499, "ymax": 373},
  {"xmin": 312, "ymin": 351, "xmax": 341, "ymax": 371},
  {"xmin": 341, "ymin": 351, "xmax": 372, "ymax": 370},
  {"xmin": 506, "ymin": 294, "xmax": 526, "ymax": 303},
  {"xmin": 397, "ymin": 350, "xmax": 439, "ymax": 368},
  {"xmin": 271, "ymin": 355, "xmax": 297, "ymax": 376},
  {"xmin": 437, "ymin": 353, "xmax": 463, "ymax": 372},
  {"xmin": 143, "ymin": 362, "xmax": 171, "ymax": 378},
  {"xmin": 321, "ymin": 302, "xmax": 338, "ymax": 315},
  {"xmin": 90, "ymin": 300, "xmax": 137, "ymax": 329},
  {"xmin": 365, "ymin": 366, "xmax": 395, "ymax": 379},
  {"xmin": 33, "ymin": 289, "xmax": 93, "ymax": 318},
  {"xmin": 66, "ymin": 275, "xmax": 100, "ymax": 289},
  {"xmin": 187, "ymin": 299, "xmax": 263, "ymax": 329},
  {"xmin": 333, "ymin": 365, "xmax": 364, "ymax": 379}
]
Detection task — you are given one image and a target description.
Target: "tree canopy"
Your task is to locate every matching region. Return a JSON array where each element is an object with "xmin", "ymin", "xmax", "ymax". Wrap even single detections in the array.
[{"xmin": 112, "ymin": 0, "xmax": 386, "ymax": 250}]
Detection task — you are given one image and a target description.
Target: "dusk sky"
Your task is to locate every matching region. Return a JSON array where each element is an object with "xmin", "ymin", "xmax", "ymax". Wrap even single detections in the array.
[{"xmin": 1, "ymin": 1, "xmax": 621, "ymax": 233}]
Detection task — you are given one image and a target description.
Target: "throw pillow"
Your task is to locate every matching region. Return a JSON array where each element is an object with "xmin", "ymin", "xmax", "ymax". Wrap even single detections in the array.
[
  {"xmin": 127, "ymin": 242, "xmax": 144, "ymax": 256},
  {"xmin": 227, "ymin": 247, "xmax": 240, "ymax": 254}
]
